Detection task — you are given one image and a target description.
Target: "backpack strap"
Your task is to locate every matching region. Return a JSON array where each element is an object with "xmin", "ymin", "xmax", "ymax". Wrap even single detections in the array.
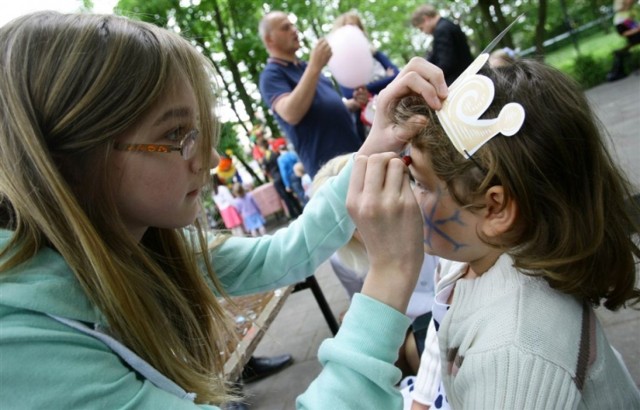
[{"xmin": 48, "ymin": 314, "xmax": 196, "ymax": 402}]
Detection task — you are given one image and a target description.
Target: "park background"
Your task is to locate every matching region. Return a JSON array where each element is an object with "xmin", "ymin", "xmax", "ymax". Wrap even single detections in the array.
[
  {"xmin": 1, "ymin": 1, "xmax": 637, "ymax": 407},
  {"xmin": 5, "ymin": 0, "xmax": 635, "ymax": 193},
  {"xmin": 98, "ymin": 0, "xmax": 636, "ymax": 196}
]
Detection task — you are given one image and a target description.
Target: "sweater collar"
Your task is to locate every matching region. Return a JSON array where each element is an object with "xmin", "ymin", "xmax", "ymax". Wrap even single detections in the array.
[{"xmin": 267, "ymin": 56, "xmax": 302, "ymax": 67}]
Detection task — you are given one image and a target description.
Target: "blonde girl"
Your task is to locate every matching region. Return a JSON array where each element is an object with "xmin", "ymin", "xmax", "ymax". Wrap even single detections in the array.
[{"xmin": 0, "ymin": 11, "xmax": 449, "ymax": 409}]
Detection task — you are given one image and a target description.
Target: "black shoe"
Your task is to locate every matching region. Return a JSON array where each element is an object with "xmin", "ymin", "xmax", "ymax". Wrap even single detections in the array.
[{"xmin": 240, "ymin": 354, "xmax": 293, "ymax": 383}]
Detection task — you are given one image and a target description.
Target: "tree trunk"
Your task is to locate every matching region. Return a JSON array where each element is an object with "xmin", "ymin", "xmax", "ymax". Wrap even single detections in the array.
[
  {"xmin": 535, "ymin": 0, "xmax": 548, "ymax": 59},
  {"xmin": 201, "ymin": 41, "xmax": 251, "ymax": 135},
  {"xmin": 490, "ymin": 0, "xmax": 514, "ymax": 48},
  {"xmin": 209, "ymin": 0, "xmax": 257, "ymax": 120},
  {"xmin": 477, "ymin": 0, "xmax": 514, "ymax": 49}
]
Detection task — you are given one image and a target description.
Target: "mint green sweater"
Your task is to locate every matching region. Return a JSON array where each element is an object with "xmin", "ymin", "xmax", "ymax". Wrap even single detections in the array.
[{"xmin": 0, "ymin": 160, "xmax": 412, "ymax": 409}]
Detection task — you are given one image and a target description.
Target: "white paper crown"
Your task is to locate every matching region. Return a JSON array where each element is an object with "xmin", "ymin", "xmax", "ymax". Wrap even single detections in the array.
[{"xmin": 435, "ymin": 53, "xmax": 525, "ymax": 158}]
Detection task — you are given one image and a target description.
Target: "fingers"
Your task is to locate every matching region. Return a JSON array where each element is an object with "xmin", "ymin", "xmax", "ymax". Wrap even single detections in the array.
[
  {"xmin": 379, "ymin": 57, "xmax": 447, "ymax": 111},
  {"xmin": 397, "ymin": 57, "xmax": 448, "ymax": 100},
  {"xmin": 348, "ymin": 153, "xmax": 410, "ymax": 214},
  {"xmin": 358, "ymin": 58, "xmax": 447, "ymax": 156},
  {"xmin": 347, "ymin": 154, "xmax": 368, "ymax": 205},
  {"xmin": 347, "ymin": 153, "xmax": 424, "ymax": 313},
  {"xmin": 312, "ymin": 38, "xmax": 332, "ymax": 66}
]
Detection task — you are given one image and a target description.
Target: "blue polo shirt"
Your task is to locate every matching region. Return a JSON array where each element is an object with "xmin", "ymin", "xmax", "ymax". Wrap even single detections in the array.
[{"xmin": 259, "ymin": 57, "xmax": 361, "ymax": 177}]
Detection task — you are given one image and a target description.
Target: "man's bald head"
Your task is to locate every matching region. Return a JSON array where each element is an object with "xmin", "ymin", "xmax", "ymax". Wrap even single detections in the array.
[{"xmin": 259, "ymin": 11, "xmax": 288, "ymax": 44}]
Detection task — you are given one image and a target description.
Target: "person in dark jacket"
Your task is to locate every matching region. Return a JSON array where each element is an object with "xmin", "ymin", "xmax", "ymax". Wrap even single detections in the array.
[{"xmin": 411, "ymin": 5, "xmax": 474, "ymax": 85}]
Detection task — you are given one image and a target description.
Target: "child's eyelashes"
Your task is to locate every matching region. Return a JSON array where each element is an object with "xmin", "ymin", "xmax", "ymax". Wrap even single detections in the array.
[
  {"xmin": 409, "ymin": 175, "xmax": 430, "ymax": 193},
  {"xmin": 415, "ymin": 181, "xmax": 429, "ymax": 192}
]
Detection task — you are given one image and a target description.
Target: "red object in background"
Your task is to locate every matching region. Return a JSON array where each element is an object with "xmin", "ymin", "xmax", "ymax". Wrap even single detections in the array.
[
  {"xmin": 270, "ymin": 137, "xmax": 287, "ymax": 152},
  {"xmin": 218, "ymin": 156, "xmax": 233, "ymax": 172}
]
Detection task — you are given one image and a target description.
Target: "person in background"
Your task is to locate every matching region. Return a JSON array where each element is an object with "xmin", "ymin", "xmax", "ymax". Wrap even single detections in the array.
[
  {"xmin": 0, "ymin": 10, "xmax": 451, "ymax": 409},
  {"xmin": 488, "ymin": 47, "xmax": 517, "ymax": 68},
  {"xmin": 411, "ymin": 4, "xmax": 474, "ymax": 85},
  {"xmin": 212, "ymin": 173, "xmax": 245, "ymax": 237},
  {"xmin": 259, "ymin": 139, "xmax": 303, "ymax": 218},
  {"xmin": 606, "ymin": 0, "xmax": 640, "ymax": 81},
  {"xmin": 277, "ymin": 145, "xmax": 307, "ymax": 206},
  {"xmin": 293, "ymin": 162, "xmax": 312, "ymax": 203},
  {"xmin": 249, "ymin": 125, "xmax": 267, "ymax": 164},
  {"xmin": 232, "ymin": 183, "xmax": 267, "ymax": 237},
  {"xmin": 258, "ymin": 11, "xmax": 363, "ymax": 177},
  {"xmin": 331, "ymin": 10, "xmax": 401, "ymax": 141}
]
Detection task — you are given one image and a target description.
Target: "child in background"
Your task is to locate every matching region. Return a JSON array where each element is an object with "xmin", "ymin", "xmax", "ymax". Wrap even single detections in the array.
[
  {"xmin": 402, "ymin": 55, "xmax": 640, "ymax": 409},
  {"xmin": 488, "ymin": 47, "xmax": 516, "ymax": 67},
  {"xmin": 232, "ymin": 183, "xmax": 267, "ymax": 237},
  {"xmin": 212, "ymin": 173, "xmax": 245, "ymax": 236},
  {"xmin": 293, "ymin": 162, "xmax": 312, "ymax": 204}
]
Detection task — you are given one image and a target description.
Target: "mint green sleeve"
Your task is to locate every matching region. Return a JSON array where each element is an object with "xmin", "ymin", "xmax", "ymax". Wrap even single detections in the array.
[
  {"xmin": 0, "ymin": 306, "xmax": 219, "ymax": 410},
  {"xmin": 297, "ymin": 294, "xmax": 412, "ymax": 409},
  {"xmin": 210, "ymin": 158, "xmax": 355, "ymax": 296}
]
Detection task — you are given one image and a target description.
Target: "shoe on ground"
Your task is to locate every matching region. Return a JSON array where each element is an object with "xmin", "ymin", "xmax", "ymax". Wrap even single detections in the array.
[
  {"xmin": 241, "ymin": 354, "xmax": 293, "ymax": 383},
  {"xmin": 606, "ymin": 71, "xmax": 628, "ymax": 82}
]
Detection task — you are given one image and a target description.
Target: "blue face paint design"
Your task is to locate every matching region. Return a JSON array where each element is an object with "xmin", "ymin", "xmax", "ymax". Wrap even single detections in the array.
[{"xmin": 422, "ymin": 187, "xmax": 467, "ymax": 252}]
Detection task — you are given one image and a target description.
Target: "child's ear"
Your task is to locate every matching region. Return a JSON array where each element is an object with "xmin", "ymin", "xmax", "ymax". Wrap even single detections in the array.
[{"xmin": 480, "ymin": 186, "xmax": 517, "ymax": 238}]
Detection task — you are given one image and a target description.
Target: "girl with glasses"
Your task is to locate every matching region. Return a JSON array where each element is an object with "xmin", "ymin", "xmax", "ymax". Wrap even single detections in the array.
[{"xmin": 0, "ymin": 11, "xmax": 448, "ymax": 409}]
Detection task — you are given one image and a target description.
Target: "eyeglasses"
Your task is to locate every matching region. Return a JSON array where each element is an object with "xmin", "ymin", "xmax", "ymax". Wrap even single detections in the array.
[{"xmin": 113, "ymin": 129, "xmax": 199, "ymax": 160}]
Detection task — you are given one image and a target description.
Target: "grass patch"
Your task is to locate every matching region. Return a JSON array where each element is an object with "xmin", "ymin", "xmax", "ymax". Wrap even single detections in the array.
[
  {"xmin": 545, "ymin": 31, "xmax": 628, "ymax": 70},
  {"xmin": 541, "ymin": 30, "xmax": 639, "ymax": 88}
]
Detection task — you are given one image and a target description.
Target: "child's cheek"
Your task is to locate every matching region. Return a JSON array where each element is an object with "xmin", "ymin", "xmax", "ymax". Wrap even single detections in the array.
[{"xmin": 420, "ymin": 198, "xmax": 436, "ymax": 244}]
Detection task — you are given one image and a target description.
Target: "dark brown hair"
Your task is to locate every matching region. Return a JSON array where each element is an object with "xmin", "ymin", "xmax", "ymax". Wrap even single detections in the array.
[{"xmin": 397, "ymin": 59, "xmax": 640, "ymax": 310}]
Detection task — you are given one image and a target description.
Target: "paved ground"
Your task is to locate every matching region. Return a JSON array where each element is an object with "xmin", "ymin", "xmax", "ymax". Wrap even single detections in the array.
[{"xmin": 241, "ymin": 72, "xmax": 640, "ymax": 409}]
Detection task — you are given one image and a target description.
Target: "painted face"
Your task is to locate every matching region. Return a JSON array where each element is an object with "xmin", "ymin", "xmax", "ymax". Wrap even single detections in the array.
[
  {"xmin": 109, "ymin": 76, "xmax": 219, "ymax": 240},
  {"xmin": 408, "ymin": 146, "xmax": 488, "ymax": 263}
]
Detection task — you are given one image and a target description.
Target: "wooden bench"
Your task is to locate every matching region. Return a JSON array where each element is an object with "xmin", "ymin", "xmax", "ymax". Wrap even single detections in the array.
[{"xmin": 220, "ymin": 286, "xmax": 294, "ymax": 382}]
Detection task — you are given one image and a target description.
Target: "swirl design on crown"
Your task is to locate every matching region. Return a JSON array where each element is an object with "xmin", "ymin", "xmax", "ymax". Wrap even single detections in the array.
[{"xmin": 436, "ymin": 54, "xmax": 525, "ymax": 158}]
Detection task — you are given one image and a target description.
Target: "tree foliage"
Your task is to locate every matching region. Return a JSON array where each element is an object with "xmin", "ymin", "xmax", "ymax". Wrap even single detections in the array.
[{"xmin": 114, "ymin": 0, "xmax": 613, "ymax": 142}]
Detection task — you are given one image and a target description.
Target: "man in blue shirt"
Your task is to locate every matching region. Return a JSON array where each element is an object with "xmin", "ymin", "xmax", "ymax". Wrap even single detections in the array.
[{"xmin": 258, "ymin": 11, "xmax": 362, "ymax": 177}]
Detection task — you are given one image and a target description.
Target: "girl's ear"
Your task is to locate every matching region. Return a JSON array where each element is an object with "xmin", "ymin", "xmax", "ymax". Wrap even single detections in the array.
[{"xmin": 480, "ymin": 186, "xmax": 518, "ymax": 238}]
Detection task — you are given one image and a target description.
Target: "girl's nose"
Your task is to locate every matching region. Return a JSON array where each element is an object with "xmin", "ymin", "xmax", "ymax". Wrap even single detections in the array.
[
  {"xmin": 190, "ymin": 149, "xmax": 219, "ymax": 174},
  {"xmin": 210, "ymin": 149, "xmax": 220, "ymax": 170}
]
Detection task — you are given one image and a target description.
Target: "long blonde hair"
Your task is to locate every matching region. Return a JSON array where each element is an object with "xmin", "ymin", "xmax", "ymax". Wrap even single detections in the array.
[{"xmin": 0, "ymin": 12, "xmax": 236, "ymax": 404}]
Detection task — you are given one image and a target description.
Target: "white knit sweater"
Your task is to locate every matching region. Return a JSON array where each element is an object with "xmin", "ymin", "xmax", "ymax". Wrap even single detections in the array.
[{"xmin": 412, "ymin": 253, "xmax": 639, "ymax": 409}]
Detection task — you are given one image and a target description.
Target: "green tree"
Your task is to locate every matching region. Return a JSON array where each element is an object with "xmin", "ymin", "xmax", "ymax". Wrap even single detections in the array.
[{"xmin": 114, "ymin": 0, "xmax": 613, "ymax": 145}]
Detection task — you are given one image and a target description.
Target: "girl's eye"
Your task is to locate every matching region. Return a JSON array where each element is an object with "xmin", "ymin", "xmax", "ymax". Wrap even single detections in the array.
[{"xmin": 165, "ymin": 127, "xmax": 186, "ymax": 142}]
